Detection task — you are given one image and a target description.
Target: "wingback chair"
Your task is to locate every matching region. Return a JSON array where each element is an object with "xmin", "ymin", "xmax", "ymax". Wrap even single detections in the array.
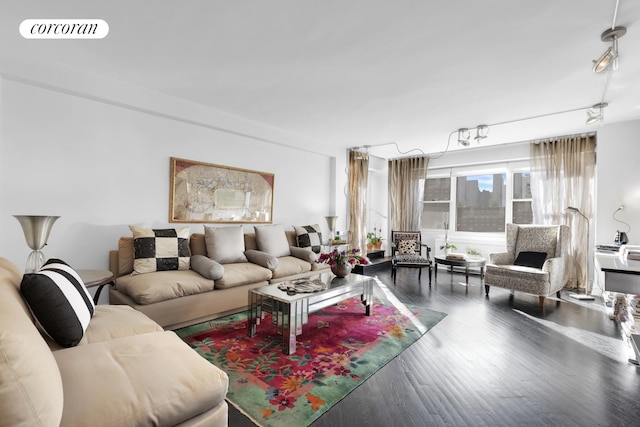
[
  {"xmin": 390, "ymin": 231, "xmax": 432, "ymax": 285},
  {"xmin": 485, "ymin": 223, "xmax": 568, "ymax": 307}
]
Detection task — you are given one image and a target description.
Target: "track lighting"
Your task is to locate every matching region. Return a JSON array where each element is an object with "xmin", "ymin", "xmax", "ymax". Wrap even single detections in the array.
[
  {"xmin": 474, "ymin": 125, "xmax": 489, "ymax": 141},
  {"xmin": 585, "ymin": 102, "xmax": 608, "ymax": 124},
  {"xmin": 457, "ymin": 128, "xmax": 470, "ymax": 146},
  {"xmin": 592, "ymin": 26, "xmax": 626, "ymax": 73}
]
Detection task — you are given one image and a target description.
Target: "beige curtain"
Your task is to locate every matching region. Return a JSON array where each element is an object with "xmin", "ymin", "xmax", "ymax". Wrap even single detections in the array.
[
  {"xmin": 388, "ymin": 156, "xmax": 429, "ymax": 231},
  {"xmin": 530, "ymin": 135, "xmax": 596, "ymax": 290},
  {"xmin": 348, "ymin": 150, "xmax": 369, "ymax": 254}
]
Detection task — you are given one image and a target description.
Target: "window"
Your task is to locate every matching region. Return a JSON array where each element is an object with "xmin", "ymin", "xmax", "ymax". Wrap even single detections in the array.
[
  {"xmin": 420, "ymin": 169, "xmax": 532, "ymax": 231},
  {"xmin": 456, "ymin": 174, "xmax": 506, "ymax": 232},
  {"xmin": 512, "ymin": 172, "xmax": 532, "ymax": 224},
  {"xmin": 421, "ymin": 178, "xmax": 450, "ymax": 229}
]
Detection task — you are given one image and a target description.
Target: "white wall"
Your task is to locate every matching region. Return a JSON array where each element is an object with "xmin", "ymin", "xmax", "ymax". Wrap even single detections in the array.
[
  {"xmin": 595, "ymin": 119, "xmax": 640, "ymax": 246},
  {"xmin": 0, "ymin": 74, "xmax": 336, "ymax": 288}
]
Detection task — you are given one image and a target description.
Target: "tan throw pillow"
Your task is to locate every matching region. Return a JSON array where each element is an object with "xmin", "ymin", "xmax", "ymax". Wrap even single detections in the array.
[
  {"xmin": 397, "ymin": 239, "xmax": 416, "ymax": 255},
  {"xmin": 255, "ymin": 224, "xmax": 291, "ymax": 257},
  {"xmin": 204, "ymin": 225, "xmax": 248, "ymax": 264},
  {"xmin": 129, "ymin": 226, "xmax": 190, "ymax": 274}
]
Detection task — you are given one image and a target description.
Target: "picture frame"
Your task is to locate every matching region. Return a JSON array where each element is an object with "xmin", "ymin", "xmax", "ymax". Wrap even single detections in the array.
[{"xmin": 169, "ymin": 157, "xmax": 274, "ymax": 224}]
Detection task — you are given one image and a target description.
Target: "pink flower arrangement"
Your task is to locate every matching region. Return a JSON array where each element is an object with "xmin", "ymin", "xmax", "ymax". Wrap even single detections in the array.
[{"xmin": 318, "ymin": 248, "xmax": 369, "ymax": 266}]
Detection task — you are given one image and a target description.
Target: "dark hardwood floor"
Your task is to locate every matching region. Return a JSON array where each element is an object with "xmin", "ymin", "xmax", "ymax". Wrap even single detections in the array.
[{"xmin": 228, "ymin": 267, "xmax": 640, "ymax": 427}]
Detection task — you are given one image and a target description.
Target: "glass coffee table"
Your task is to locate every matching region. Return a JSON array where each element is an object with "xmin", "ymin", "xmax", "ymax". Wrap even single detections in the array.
[
  {"xmin": 434, "ymin": 256, "xmax": 486, "ymax": 287},
  {"xmin": 247, "ymin": 272, "xmax": 374, "ymax": 354}
]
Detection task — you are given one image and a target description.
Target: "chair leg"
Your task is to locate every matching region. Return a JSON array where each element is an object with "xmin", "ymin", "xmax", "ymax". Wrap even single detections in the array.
[
  {"xmin": 539, "ymin": 296, "xmax": 545, "ymax": 307},
  {"xmin": 428, "ymin": 266, "xmax": 432, "ymax": 286},
  {"xmin": 485, "ymin": 284, "xmax": 490, "ymax": 295},
  {"xmin": 392, "ymin": 266, "xmax": 396, "ymax": 284},
  {"xmin": 556, "ymin": 291, "xmax": 562, "ymax": 299},
  {"xmin": 418, "ymin": 268, "xmax": 422, "ymax": 280}
]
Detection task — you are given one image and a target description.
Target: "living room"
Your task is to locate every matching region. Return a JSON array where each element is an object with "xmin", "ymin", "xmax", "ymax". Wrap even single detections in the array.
[{"xmin": 2, "ymin": 2, "xmax": 640, "ymax": 426}]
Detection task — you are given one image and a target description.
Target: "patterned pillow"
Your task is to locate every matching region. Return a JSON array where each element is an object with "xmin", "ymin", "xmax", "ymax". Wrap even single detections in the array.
[
  {"xmin": 397, "ymin": 239, "xmax": 417, "ymax": 255},
  {"xmin": 20, "ymin": 258, "xmax": 95, "ymax": 347},
  {"xmin": 294, "ymin": 224, "xmax": 323, "ymax": 253},
  {"xmin": 129, "ymin": 226, "xmax": 190, "ymax": 274}
]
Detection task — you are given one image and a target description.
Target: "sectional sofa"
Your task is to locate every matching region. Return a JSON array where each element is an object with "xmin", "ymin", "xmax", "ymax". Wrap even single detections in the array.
[
  {"xmin": 108, "ymin": 224, "xmax": 329, "ymax": 329},
  {"xmin": 0, "ymin": 257, "xmax": 229, "ymax": 427}
]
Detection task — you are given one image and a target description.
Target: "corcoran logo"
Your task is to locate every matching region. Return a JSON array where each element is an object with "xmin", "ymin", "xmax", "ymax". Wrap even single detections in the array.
[{"xmin": 20, "ymin": 19, "xmax": 109, "ymax": 39}]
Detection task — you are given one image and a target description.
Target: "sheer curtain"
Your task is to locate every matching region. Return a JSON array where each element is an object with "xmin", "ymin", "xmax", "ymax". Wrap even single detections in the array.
[
  {"xmin": 530, "ymin": 135, "xmax": 596, "ymax": 290},
  {"xmin": 348, "ymin": 150, "xmax": 369, "ymax": 253},
  {"xmin": 388, "ymin": 156, "xmax": 429, "ymax": 231}
]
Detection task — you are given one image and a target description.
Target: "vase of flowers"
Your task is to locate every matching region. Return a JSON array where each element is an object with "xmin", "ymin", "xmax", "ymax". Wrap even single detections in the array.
[{"xmin": 318, "ymin": 248, "xmax": 369, "ymax": 278}]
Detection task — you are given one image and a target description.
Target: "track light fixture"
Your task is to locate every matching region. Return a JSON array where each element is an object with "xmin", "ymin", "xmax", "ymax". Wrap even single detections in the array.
[
  {"xmin": 585, "ymin": 102, "xmax": 608, "ymax": 124},
  {"xmin": 474, "ymin": 125, "xmax": 489, "ymax": 141},
  {"xmin": 457, "ymin": 128, "xmax": 470, "ymax": 146},
  {"xmin": 592, "ymin": 26, "xmax": 627, "ymax": 73}
]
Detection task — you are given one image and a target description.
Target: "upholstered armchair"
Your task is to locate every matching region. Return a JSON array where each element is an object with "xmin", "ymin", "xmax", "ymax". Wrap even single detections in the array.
[
  {"xmin": 390, "ymin": 231, "xmax": 432, "ymax": 285},
  {"xmin": 485, "ymin": 223, "xmax": 568, "ymax": 307}
]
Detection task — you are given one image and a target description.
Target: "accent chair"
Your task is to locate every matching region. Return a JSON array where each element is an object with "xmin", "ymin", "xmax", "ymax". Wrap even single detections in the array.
[
  {"xmin": 485, "ymin": 223, "xmax": 568, "ymax": 307},
  {"xmin": 390, "ymin": 231, "xmax": 432, "ymax": 285}
]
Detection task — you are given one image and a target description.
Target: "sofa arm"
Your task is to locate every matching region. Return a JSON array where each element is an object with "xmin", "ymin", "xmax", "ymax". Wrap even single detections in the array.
[
  {"xmin": 245, "ymin": 250, "xmax": 279, "ymax": 270},
  {"xmin": 489, "ymin": 252, "xmax": 514, "ymax": 265},
  {"xmin": 289, "ymin": 246, "xmax": 318, "ymax": 263},
  {"xmin": 190, "ymin": 255, "xmax": 224, "ymax": 280}
]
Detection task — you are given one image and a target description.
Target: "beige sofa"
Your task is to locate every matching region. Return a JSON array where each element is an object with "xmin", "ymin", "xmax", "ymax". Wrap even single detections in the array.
[
  {"xmin": 0, "ymin": 257, "xmax": 229, "ymax": 427},
  {"xmin": 109, "ymin": 227, "xmax": 329, "ymax": 329}
]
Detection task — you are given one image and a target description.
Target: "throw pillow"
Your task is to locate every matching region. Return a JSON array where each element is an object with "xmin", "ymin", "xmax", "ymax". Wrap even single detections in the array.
[
  {"xmin": 514, "ymin": 251, "xmax": 547, "ymax": 269},
  {"xmin": 190, "ymin": 255, "xmax": 224, "ymax": 280},
  {"xmin": 294, "ymin": 224, "xmax": 323, "ymax": 253},
  {"xmin": 255, "ymin": 224, "xmax": 291, "ymax": 257},
  {"xmin": 397, "ymin": 239, "xmax": 417, "ymax": 255},
  {"xmin": 20, "ymin": 259, "xmax": 95, "ymax": 347},
  {"xmin": 129, "ymin": 226, "xmax": 190, "ymax": 274},
  {"xmin": 204, "ymin": 225, "xmax": 248, "ymax": 264}
]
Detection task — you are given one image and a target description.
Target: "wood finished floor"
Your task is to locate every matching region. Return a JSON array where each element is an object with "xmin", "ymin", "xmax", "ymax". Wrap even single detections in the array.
[{"xmin": 228, "ymin": 267, "xmax": 640, "ymax": 427}]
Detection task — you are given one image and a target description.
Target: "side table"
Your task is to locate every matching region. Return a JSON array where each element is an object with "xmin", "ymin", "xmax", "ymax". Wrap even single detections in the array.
[{"xmin": 78, "ymin": 270, "xmax": 115, "ymax": 304}]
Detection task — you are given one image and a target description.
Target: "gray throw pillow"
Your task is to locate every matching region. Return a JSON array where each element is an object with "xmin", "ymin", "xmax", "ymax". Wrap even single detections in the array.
[
  {"xmin": 254, "ymin": 224, "xmax": 291, "ymax": 257},
  {"xmin": 204, "ymin": 225, "xmax": 248, "ymax": 264},
  {"xmin": 190, "ymin": 255, "xmax": 224, "ymax": 280}
]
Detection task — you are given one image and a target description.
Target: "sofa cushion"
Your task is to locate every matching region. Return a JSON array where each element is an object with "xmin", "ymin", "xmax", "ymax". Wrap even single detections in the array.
[
  {"xmin": 294, "ymin": 224, "xmax": 323, "ymax": 253},
  {"xmin": 514, "ymin": 251, "xmax": 547, "ymax": 269},
  {"xmin": 130, "ymin": 226, "xmax": 191, "ymax": 274},
  {"xmin": 118, "ymin": 236, "xmax": 135, "ymax": 275},
  {"xmin": 255, "ymin": 224, "xmax": 291, "ymax": 257},
  {"xmin": 204, "ymin": 225, "xmax": 248, "ymax": 264},
  {"xmin": 0, "ymin": 258, "xmax": 64, "ymax": 426},
  {"xmin": 116, "ymin": 270, "xmax": 214, "ymax": 305},
  {"xmin": 20, "ymin": 259, "xmax": 95, "ymax": 348},
  {"xmin": 214, "ymin": 262, "xmax": 273, "ymax": 289},
  {"xmin": 54, "ymin": 331, "xmax": 228, "ymax": 427},
  {"xmin": 190, "ymin": 254, "xmax": 224, "ymax": 280}
]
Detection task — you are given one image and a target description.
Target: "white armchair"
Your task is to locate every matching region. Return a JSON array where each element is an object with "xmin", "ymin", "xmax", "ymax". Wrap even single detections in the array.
[{"xmin": 485, "ymin": 224, "xmax": 568, "ymax": 307}]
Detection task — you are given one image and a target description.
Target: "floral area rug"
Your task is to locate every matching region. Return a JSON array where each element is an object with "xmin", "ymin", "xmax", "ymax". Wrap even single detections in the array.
[{"xmin": 176, "ymin": 293, "xmax": 446, "ymax": 427}]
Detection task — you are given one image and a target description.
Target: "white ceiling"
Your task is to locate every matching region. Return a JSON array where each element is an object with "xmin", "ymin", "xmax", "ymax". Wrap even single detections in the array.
[{"xmin": 2, "ymin": 1, "xmax": 640, "ymax": 158}]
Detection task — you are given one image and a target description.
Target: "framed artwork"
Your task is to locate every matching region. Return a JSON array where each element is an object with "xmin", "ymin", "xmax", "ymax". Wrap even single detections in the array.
[{"xmin": 169, "ymin": 157, "xmax": 274, "ymax": 224}]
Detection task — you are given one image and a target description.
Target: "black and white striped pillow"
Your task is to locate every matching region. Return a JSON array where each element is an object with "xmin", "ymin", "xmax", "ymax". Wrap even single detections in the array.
[{"xmin": 20, "ymin": 258, "xmax": 95, "ymax": 347}]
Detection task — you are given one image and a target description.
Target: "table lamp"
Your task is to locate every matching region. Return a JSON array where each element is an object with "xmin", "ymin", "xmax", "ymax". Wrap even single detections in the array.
[
  {"xmin": 14, "ymin": 215, "xmax": 60, "ymax": 273},
  {"xmin": 325, "ymin": 215, "xmax": 338, "ymax": 241}
]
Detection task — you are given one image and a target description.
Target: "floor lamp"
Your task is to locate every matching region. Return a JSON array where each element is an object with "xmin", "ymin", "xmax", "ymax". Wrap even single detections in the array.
[{"xmin": 566, "ymin": 207, "xmax": 595, "ymax": 301}]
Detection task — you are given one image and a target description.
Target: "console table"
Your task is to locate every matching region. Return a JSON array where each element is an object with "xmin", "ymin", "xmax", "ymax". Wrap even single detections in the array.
[{"xmin": 594, "ymin": 252, "xmax": 640, "ymax": 363}]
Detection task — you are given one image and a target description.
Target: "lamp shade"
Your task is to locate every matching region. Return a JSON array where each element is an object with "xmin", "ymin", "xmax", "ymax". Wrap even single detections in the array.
[
  {"xmin": 14, "ymin": 215, "xmax": 60, "ymax": 273},
  {"xmin": 14, "ymin": 215, "xmax": 60, "ymax": 250}
]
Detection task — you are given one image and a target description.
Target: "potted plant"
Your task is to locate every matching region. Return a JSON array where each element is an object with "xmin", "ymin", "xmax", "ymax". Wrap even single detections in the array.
[
  {"xmin": 367, "ymin": 228, "xmax": 384, "ymax": 250},
  {"xmin": 318, "ymin": 248, "xmax": 369, "ymax": 277},
  {"xmin": 440, "ymin": 242, "xmax": 457, "ymax": 256},
  {"xmin": 466, "ymin": 247, "xmax": 482, "ymax": 259}
]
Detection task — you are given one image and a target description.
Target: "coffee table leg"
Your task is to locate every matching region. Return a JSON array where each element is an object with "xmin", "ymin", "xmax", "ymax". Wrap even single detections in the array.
[
  {"xmin": 283, "ymin": 301, "xmax": 300, "ymax": 355},
  {"xmin": 248, "ymin": 291, "xmax": 259, "ymax": 337},
  {"xmin": 362, "ymin": 279, "xmax": 373, "ymax": 316}
]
